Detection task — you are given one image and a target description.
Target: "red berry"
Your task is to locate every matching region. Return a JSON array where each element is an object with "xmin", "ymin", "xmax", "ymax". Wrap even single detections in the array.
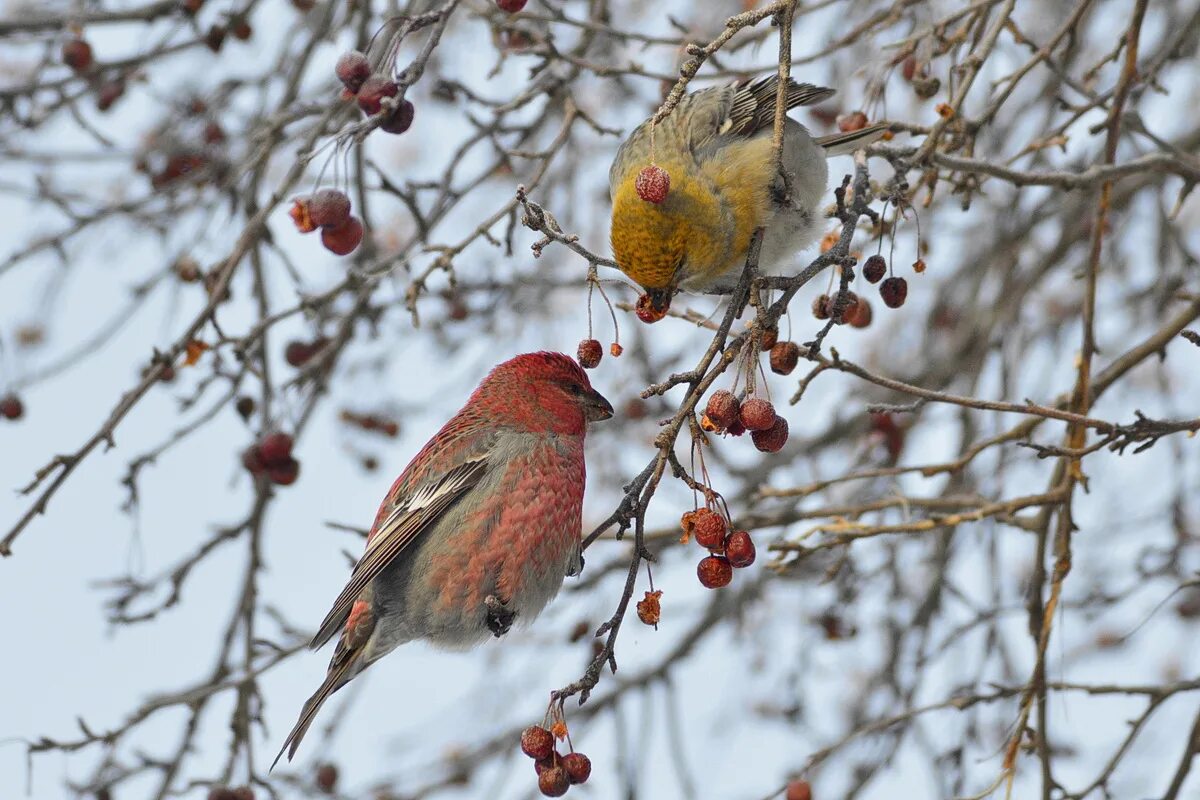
[
  {"xmin": 497, "ymin": 0, "xmax": 528, "ymax": 11},
  {"xmin": 704, "ymin": 390, "xmax": 740, "ymax": 430},
  {"xmin": 335, "ymin": 51, "xmax": 370, "ymax": 93},
  {"xmin": 289, "ymin": 198, "xmax": 316, "ymax": 233},
  {"xmin": 697, "ymin": 555, "xmax": 733, "ymax": 589},
  {"xmin": 380, "ymin": 100, "xmax": 415, "ymax": 134},
  {"xmin": 635, "ymin": 165, "xmax": 670, "ymax": 204},
  {"xmin": 880, "ymin": 276, "xmax": 908, "ymax": 308},
  {"xmin": 837, "ymin": 111, "xmax": 868, "ymax": 132},
  {"xmin": 267, "ymin": 457, "xmax": 300, "ymax": 486},
  {"xmin": 538, "ymin": 764, "xmax": 569, "ymax": 797},
  {"xmin": 847, "ymin": 297, "xmax": 873, "ymax": 328},
  {"xmin": 357, "ymin": 75, "xmax": 398, "ymax": 115},
  {"xmin": 863, "ymin": 254, "xmax": 886, "ymax": 283},
  {"xmin": 562, "ymin": 752, "xmax": 591, "ymax": 784},
  {"xmin": 635, "ymin": 293, "xmax": 668, "ymax": 323},
  {"xmin": 315, "ymin": 763, "xmax": 338, "ymax": 793},
  {"xmin": 96, "ymin": 78, "xmax": 125, "ymax": 111},
  {"xmin": 609, "ymin": 342, "xmax": 624, "ymax": 357},
  {"xmin": 308, "ymin": 189, "xmax": 352, "ymax": 228},
  {"xmin": 739, "ymin": 398, "xmax": 776, "ymax": 432},
  {"xmin": 831, "ymin": 291, "xmax": 860, "ymax": 325},
  {"xmin": 259, "ymin": 432, "xmax": 294, "ymax": 464},
  {"xmin": 751, "ymin": 415, "xmax": 789, "ymax": 453},
  {"xmin": 62, "ymin": 38, "xmax": 93, "ymax": 72},
  {"xmin": 786, "ymin": 780, "xmax": 813, "ymax": 800},
  {"xmin": 769, "ymin": 341, "xmax": 800, "ymax": 375},
  {"xmin": 725, "ymin": 530, "xmax": 756, "ymax": 568},
  {"xmin": 285, "ymin": 341, "xmax": 313, "ymax": 367},
  {"xmin": 812, "ymin": 294, "xmax": 831, "ymax": 320},
  {"xmin": 726, "ymin": 419, "xmax": 746, "ymax": 436},
  {"xmin": 241, "ymin": 446, "xmax": 265, "ymax": 474},
  {"xmin": 1, "ymin": 393, "xmax": 25, "ymax": 420},
  {"xmin": 692, "ymin": 509, "xmax": 727, "ymax": 550},
  {"xmin": 321, "ymin": 216, "xmax": 364, "ymax": 255},
  {"xmin": 577, "ymin": 338, "xmax": 602, "ymax": 369},
  {"xmin": 521, "ymin": 726, "xmax": 555, "ymax": 761},
  {"xmin": 759, "ymin": 326, "xmax": 779, "ymax": 351}
]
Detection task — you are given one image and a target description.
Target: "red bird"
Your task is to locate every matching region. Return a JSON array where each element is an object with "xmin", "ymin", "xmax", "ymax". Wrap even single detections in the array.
[{"xmin": 274, "ymin": 352, "xmax": 612, "ymax": 766}]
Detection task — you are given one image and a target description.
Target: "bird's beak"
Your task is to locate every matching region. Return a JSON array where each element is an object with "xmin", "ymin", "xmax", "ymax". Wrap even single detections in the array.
[
  {"xmin": 583, "ymin": 389, "xmax": 614, "ymax": 422},
  {"xmin": 646, "ymin": 288, "xmax": 672, "ymax": 313}
]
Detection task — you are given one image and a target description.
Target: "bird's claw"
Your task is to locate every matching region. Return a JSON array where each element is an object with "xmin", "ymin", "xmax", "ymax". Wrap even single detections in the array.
[{"xmin": 484, "ymin": 594, "xmax": 517, "ymax": 638}]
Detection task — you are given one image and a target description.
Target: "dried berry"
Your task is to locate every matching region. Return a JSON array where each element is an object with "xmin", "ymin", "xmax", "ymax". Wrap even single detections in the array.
[
  {"xmin": 769, "ymin": 341, "xmax": 800, "ymax": 375},
  {"xmin": 880, "ymin": 276, "xmax": 908, "ymax": 308},
  {"xmin": 315, "ymin": 763, "xmax": 338, "ymax": 793},
  {"xmin": 759, "ymin": 325, "xmax": 779, "ymax": 351},
  {"xmin": 381, "ymin": 99, "xmax": 415, "ymax": 134},
  {"xmin": 521, "ymin": 726, "xmax": 555, "ymax": 761},
  {"xmin": 831, "ymin": 291, "xmax": 860, "ymax": 325},
  {"xmin": 692, "ymin": 509, "xmax": 727, "ymax": 550},
  {"xmin": 697, "ymin": 555, "xmax": 733, "ymax": 589},
  {"xmin": 812, "ymin": 294, "xmax": 831, "ymax": 320},
  {"xmin": 680, "ymin": 510, "xmax": 699, "ymax": 539},
  {"xmin": 609, "ymin": 342, "xmax": 623, "ymax": 357},
  {"xmin": 534, "ymin": 755, "xmax": 556, "ymax": 776},
  {"xmin": 726, "ymin": 419, "xmax": 746, "ymax": 436},
  {"xmin": 739, "ymin": 398, "xmax": 776, "ymax": 432},
  {"xmin": 1, "ymin": 393, "xmax": 25, "ymax": 420},
  {"xmin": 259, "ymin": 432, "xmax": 294, "ymax": 464},
  {"xmin": 235, "ymin": 396, "xmax": 255, "ymax": 420},
  {"xmin": 577, "ymin": 338, "xmax": 602, "ymax": 369},
  {"xmin": 837, "ymin": 111, "xmax": 868, "ymax": 132},
  {"xmin": 335, "ymin": 51, "xmax": 371, "ymax": 93},
  {"xmin": 786, "ymin": 780, "xmax": 813, "ymax": 800},
  {"xmin": 308, "ymin": 189, "xmax": 352, "ymax": 229},
  {"xmin": 751, "ymin": 415, "xmax": 789, "ymax": 453},
  {"xmin": 62, "ymin": 38, "xmax": 93, "ymax": 72},
  {"xmin": 321, "ymin": 216, "xmax": 364, "ymax": 256},
  {"xmin": 635, "ymin": 165, "xmax": 670, "ymax": 204},
  {"xmin": 636, "ymin": 590, "xmax": 661, "ymax": 627},
  {"xmin": 912, "ymin": 258, "xmax": 926, "ymax": 273},
  {"xmin": 285, "ymin": 340, "xmax": 314, "ymax": 367},
  {"xmin": 205, "ymin": 25, "xmax": 226, "ymax": 52},
  {"xmin": 704, "ymin": 390, "xmax": 741, "ymax": 430},
  {"xmin": 913, "ymin": 76, "xmax": 941, "ymax": 98},
  {"xmin": 863, "ymin": 254, "xmax": 886, "ymax": 283},
  {"xmin": 357, "ymin": 75, "xmax": 398, "ymax": 115},
  {"xmin": 562, "ymin": 752, "xmax": 591, "ymax": 785},
  {"xmin": 847, "ymin": 297, "xmax": 873, "ymax": 328},
  {"xmin": 538, "ymin": 765, "xmax": 569, "ymax": 797},
  {"xmin": 725, "ymin": 530, "xmax": 756, "ymax": 568},
  {"xmin": 289, "ymin": 198, "xmax": 316, "ymax": 233},
  {"xmin": 635, "ymin": 293, "xmax": 668, "ymax": 323}
]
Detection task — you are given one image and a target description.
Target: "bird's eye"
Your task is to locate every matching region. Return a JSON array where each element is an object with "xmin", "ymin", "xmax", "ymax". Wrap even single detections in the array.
[{"xmin": 568, "ymin": 383, "xmax": 585, "ymax": 395}]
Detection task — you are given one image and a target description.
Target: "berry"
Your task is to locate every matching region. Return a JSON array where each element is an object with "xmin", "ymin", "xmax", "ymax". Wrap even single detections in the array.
[
  {"xmin": 913, "ymin": 258, "xmax": 927, "ymax": 273},
  {"xmin": 267, "ymin": 457, "xmax": 300, "ymax": 486},
  {"xmin": 637, "ymin": 590, "xmax": 662, "ymax": 626},
  {"xmin": 635, "ymin": 165, "xmax": 670, "ymax": 204},
  {"xmin": 241, "ymin": 446, "xmax": 264, "ymax": 475},
  {"xmin": 381, "ymin": 99, "xmax": 415, "ymax": 134},
  {"xmin": 1, "ymin": 393, "xmax": 25, "ymax": 420},
  {"xmin": 831, "ymin": 291, "xmax": 860, "ymax": 325},
  {"xmin": 231, "ymin": 17, "xmax": 252, "ymax": 39},
  {"xmin": 321, "ymin": 216, "xmax": 364, "ymax": 255},
  {"xmin": 847, "ymin": 297, "xmax": 873, "ymax": 328},
  {"xmin": 357, "ymin": 75, "xmax": 398, "ymax": 115},
  {"xmin": 726, "ymin": 419, "xmax": 746, "ymax": 436},
  {"xmin": 725, "ymin": 530, "xmax": 756, "ymax": 568},
  {"xmin": 609, "ymin": 342, "xmax": 623, "ymax": 357},
  {"xmin": 759, "ymin": 325, "xmax": 778, "ymax": 351},
  {"xmin": 769, "ymin": 341, "xmax": 800, "ymax": 375},
  {"xmin": 837, "ymin": 111, "xmax": 868, "ymax": 132},
  {"xmin": 692, "ymin": 509, "xmax": 727, "ymax": 550},
  {"xmin": 577, "ymin": 339, "xmax": 602, "ymax": 369},
  {"xmin": 182, "ymin": 0, "xmax": 205, "ymax": 15},
  {"xmin": 697, "ymin": 555, "xmax": 733, "ymax": 589},
  {"xmin": 497, "ymin": 0, "xmax": 528, "ymax": 10},
  {"xmin": 259, "ymin": 432, "xmax": 294, "ymax": 464},
  {"xmin": 751, "ymin": 415, "xmax": 789, "ymax": 453},
  {"xmin": 538, "ymin": 765, "xmax": 569, "ymax": 797},
  {"xmin": 863, "ymin": 254, "xmax": 886, "ymax": 283},
  {"xmin": 739, "ymin": 398, "xmax": 776, "ymax": 432},
  {"xmin": 289, "ymin": 198, "xmax": 316, "ymax": 233},
  {"xmin": 901, "ymin": 56, "xmax": 921, "ymax": 82},
  {"xmin": 230, "ymin": 788, "xmax": 255, "ymax": 800},
  {"xmin": 635, "ymin": 293, "xmax": 668, "ymax": 323},
  {"xmin": 812, "ymin": 294, "xmax": 831, "ymax": 320},
  {"xmin": 308, "ymin": 189, "xmax": 352, "ymax": 228},
  {"xmin": 285, "ymin": 340, "xmax": 314, "ymax": 367},
  {"xmin": 205, "ymin": 25, "xmax": 226, "ymax": 52},
  {"xmin": 912, "ymin": 75, "xmax": 941, "ymax": 98},
  {"xmin": 235, "ymin": 396, "xmax": 255, "ymax": 420},
  {"xmin": 562, "ymin": 752, "xmax": 591, "ymax": 784},
  {"xmin": 880, "ymin": 276, "xmax": 908, "ymax": 308},
  {"xmin": 786, "ymin": 780, "xmax": 813, "ymax": 800},
  {"xmin": 95, "ymin": 79, "xmax": 125, "ymax": 111},
  {"xmin": 704, "ymin": 390, "xmax": 740, "ymax": 430},
  {"xmin": 62, "ymin": 38, "xmax": 93, "ymax": 72},
  {"xmin": 335, "ymin": 51, "xmax": 370, "ymax": 93},
  {"xmin": 207, "ymin": 789, "xmax": 236, "ymax": 800},
  {"xmin": 315, "ymin": 763, "xmax": 338, "ymax": 793},
  {"xmin": 521, "ymin": 726, "xmax": 555, "ymax": 761}
]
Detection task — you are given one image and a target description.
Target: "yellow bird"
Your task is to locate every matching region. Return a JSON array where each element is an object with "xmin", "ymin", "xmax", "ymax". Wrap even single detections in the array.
[{"xmin": 609, "ymin": 77, "xmax": 886, "ymax": 310}]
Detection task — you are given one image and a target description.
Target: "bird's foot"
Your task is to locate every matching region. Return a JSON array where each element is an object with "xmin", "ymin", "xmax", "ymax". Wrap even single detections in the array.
[{"xmin": 484, "ymin": 594, "xmax": 517, "ymax": 638}]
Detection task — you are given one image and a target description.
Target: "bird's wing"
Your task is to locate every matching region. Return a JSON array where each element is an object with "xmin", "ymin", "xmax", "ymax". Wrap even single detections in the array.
[
  {"xmin": 724, "ymin": 77, "xmax": 835, "ymax": 137},
  {"xmin": 309, "ymin": 452, "xmax": 490, "ymax": 649}
]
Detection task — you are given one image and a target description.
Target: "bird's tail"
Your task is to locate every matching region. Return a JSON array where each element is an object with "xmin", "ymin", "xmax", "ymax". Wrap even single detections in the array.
[
  {"xmin": 815, "ymin": 124, "xmax": 890, "ymax": 157},
  {"xmin": 270, "ymin": 657, "xmax": 355, "ymax": 770}
]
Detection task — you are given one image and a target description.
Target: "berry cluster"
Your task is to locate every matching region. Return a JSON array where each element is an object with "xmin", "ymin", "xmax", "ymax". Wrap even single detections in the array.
[
  {"xmin": 520, "ymin": 726, "xmax": 591, "ymax": 797},
  {"xmin": 811, "ymin": 291, "xmax": 873, "ymax": 327},
  {"xmin": 702, "ymin": 390, "xmax": 789, "ymax": 453},
  {"xmin": 241, "ymin": 432, "xmax": 300, "ymax": 486},
  {"xmin": 290, "ymin": 189, "xmax": 364, "ymax": 255},
  {"xmin": 336, "ymin": 51, "xmax": 415, "ymax": 135},
  {"xmin": 862, "ymin": 254, "xmax": 908, "ymax": 308},
  {"xmin": 681, "ymin": 508, "xmax": 756, "ymax": 589}
]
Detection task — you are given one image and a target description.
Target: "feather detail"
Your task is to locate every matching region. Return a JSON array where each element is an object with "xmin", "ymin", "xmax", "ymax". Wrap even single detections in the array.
[{"xmin": 727, "ymin": 78, "xmax": 835, "ymax": 137}]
